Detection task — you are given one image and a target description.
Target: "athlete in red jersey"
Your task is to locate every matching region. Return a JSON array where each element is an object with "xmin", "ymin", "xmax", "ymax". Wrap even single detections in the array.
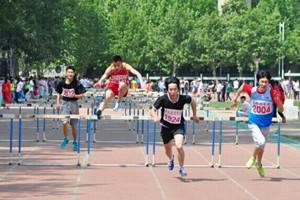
[{"xmin": 94, "ymin": 55, "xmax": 146, "ymax": 119}]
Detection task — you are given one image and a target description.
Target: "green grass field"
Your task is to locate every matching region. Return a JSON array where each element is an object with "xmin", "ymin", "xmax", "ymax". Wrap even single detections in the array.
[{"xmin": 282, "ymin": 135, "xmax": 300, "ymax": 142}]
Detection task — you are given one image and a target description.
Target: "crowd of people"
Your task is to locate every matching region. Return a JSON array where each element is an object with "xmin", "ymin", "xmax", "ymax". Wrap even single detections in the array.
[
  {"xmin": 1, "ymin": 74, "xmax": 299, "ymax": 106},
  {"xmin": 1, "ymin": 58, "xmax": 299, "ymax": 178}
]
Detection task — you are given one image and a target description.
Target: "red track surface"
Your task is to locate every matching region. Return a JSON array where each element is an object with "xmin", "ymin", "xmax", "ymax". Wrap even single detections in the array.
[{"xmin": 1, "ymin": 107, "xmax": 299, "ymax": 200}]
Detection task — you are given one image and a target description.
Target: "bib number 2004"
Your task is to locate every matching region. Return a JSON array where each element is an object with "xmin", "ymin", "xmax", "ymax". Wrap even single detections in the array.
[{"xmin": 252, "ymin": 105, "xmax": 271, "ymax": 114}]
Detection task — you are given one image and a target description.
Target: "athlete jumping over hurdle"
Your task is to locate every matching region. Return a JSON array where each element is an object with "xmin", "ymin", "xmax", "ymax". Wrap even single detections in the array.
[
  {"xmin": 231, "ymin": 70, "xmax": 283, "ymax": 177},
  {"xmin": 93, "ymin": 55, "xmax": 146, "ymax": 119},
  {"xmin": 150, "ymin": 76, "xmax": 200, "ymax": 177},
  {"xmin": 56, "ymin": 66, "xmax": 86, "ymax": 151}
]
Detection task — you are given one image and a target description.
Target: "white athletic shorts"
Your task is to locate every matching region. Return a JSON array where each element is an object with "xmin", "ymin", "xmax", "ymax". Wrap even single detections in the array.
[{"xmin": 248, "ymin": 124, "xmax": 270, "ymax": 149}]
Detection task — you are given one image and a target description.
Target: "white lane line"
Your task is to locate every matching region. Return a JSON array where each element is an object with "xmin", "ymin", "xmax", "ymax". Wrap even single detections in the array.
[
  {"xmin": 148, "ymin": 166, "xmax": 167, "ymax": 200},
  {"xmin": 237, "ymin": 144, "xmax": 300, "ymax": 177},
  {"xmin": 71, "ymin": 155, "xmax": 87, "ymax": 200},
  {"xmin": 139, "ymin": 144, "xmax": 167, "ymax": 200},
  {"xmin": 0, "ymin": 146, "xmax": 38, "ymax": 181},
  {"xmin": 190, "ymin": 146, "xmax": 258, "ymax": 200},
  {"xmin": 215, "ymin": 168, "xmax": 258, "ymax": 200}
]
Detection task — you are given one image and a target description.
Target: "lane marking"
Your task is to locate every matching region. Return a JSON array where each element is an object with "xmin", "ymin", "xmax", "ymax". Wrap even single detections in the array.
[
  {"xmin": 71, "ymin": 155, "xmax": 87, "ymax": 200},
  {"xmin": 148, "ymin": 166, "xmax": 167, "ymax": 200},
  {"xmin": 138, "ymin": 143, "xmax": 167, "ymax": 199},
  {"xmin": 191, "ymin": 146, "xmax": 258, "ymax": 200},
  {"xmin": 0, "ymin": 146, "xmax": 38, "ymax": 181}
]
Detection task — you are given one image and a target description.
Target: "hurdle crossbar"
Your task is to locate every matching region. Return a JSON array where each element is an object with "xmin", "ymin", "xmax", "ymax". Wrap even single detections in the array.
[{"xmin": 214, "ymin": 118, "xmax": 281, "ymax": 169}]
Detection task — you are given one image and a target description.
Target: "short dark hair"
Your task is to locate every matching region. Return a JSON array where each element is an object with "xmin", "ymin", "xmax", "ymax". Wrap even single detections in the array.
[
  {"xmin": 256, "ymin": 70, "xmax": 271, "ymax": 82},
  {"xmin": 240, "ymin": 96, "xmax": 246, "ymax": 100},
  {"xmin": 112, "ymin": 55, "xmax": 122, "ymax": 62},
  {"xmin": 164, "ymin": 76, "xmax": 180, "ymax": 90},
  {"xmin": 66, "ymin": 65, "xmax": 75, "ymax": 72}
]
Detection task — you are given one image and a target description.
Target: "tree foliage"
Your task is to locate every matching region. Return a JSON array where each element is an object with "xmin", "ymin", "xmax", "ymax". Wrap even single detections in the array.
[{"xmin": 0, "ymin": 0, "xmax": 299, "ymax": 78}]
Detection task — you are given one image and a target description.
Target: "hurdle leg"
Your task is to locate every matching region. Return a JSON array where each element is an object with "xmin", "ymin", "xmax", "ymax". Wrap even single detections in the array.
[
  {"xmin": 86, "ymin": 117, "xmax": 91, "ymax": 166},
  {"xmin": 43, "ymin": 107, "xmax": 46, "ymax": 141},
  {"xmin": 235, "ymin": 121, "xmax": 239, "ymax": 145},
  {"xmin": 152, "ymin": 121, "xmax": 156, "ymax": 166},
  {"xmin": 77, "ymin": 117, "xmax": 81, "ymax": 166},
  {"xmin": 210, "ymin": 120, "xmax": 215, "ymax": 167},
  {"xmin": 141, "ymin": 109, "xmax": 145, "ymax": 143},
  {"xmin": 136, "ymin": 119, "xmax": 139, "ymax": 144},
  {"xmin": 235, "ymin": 110, "xmax": 239, "ymax": 145},
  {"xmin": 86, "ymin": 108, "xmax": 89, "ymax": 142},
  {"xmin": 9, "ymin": 118, "xmax": 13, "ymax": 165},
  {"xmin": 36, "ymin": 106, "xmax": 40, "ymax": 142},
  {"xmin": 145, "ymin": 120, "xmax": 149, "ymax": 166},
  {"xmin": 93, "ymin": 108, "xmax": 97, "ymax": 143},
  {"xmin": 18, "ymin": 116, "xmax": 22, "ymax": 165},
  {"xmin": 136, "ymin": 109, "xmax": 140, "ymax": 143},
  {"xmin": 206, "ymin": 109, "xmax": 209, "ymax": 131},
  {"xmin": 93, "ymin": 119, "xmax": 97, "ymax": 143},
  {"xmin": 215, "ymin": 119, "xmax": 223, "ymax": 168}
]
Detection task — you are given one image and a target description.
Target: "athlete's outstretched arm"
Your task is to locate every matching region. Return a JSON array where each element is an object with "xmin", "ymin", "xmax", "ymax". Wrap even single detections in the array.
[
  {"xmin": 231, "ymin": 83, "xmax": 245, "ymax": 109},
  {"xmin": 190, "ymin": 98, "xmax": 200, "ymax": 123},
  {"xmin": 126, "ymin": 64, "xmax": 146, "ymax": 90},
  {"xmin": 94, "ymin": 67, "xmax": 111, "ymax": 88}
]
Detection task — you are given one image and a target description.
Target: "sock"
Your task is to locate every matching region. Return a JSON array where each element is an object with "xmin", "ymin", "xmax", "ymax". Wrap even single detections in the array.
[{"xmin": 169, "ymin": 154, "xmax": 174, "ymax": 161}]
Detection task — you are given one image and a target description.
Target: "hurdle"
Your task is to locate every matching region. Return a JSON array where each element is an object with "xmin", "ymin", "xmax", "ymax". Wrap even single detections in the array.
[
  {"xmin": 151, "ymin": 116, "xmax": 217, "ymax": 168},
  {"xmin": 0, "ymin": 113, "xmax": 99, "ymax": 166},
  {"xmin": 214, "ymin": 117, "xmax": 281, "ymax": 169},
  {"xmin": 0, "ymin": 116, "xmax": 14, "ymax": 165},
  {"xmin": 86, "ymin": 115, "xmax": 151, "ymax": 167}
]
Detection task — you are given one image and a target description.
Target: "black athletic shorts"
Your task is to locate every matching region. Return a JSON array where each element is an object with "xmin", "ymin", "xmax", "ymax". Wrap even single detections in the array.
[{"xmin": 161, "ymin": 125, "xmax": 185, "ymax": 144}]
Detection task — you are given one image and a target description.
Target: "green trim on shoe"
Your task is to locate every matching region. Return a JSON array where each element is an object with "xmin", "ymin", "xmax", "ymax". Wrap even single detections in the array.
[
  {"xmin": 256, "ymin": 164, "xmax": 265, "ymax": 177},
  {"xmin": 246, "ymin": 156, "xmax": 256, "ymax": 169}
]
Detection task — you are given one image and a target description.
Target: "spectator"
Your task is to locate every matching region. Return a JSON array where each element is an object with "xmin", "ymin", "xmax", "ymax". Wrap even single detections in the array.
[{"xmin": 237, "ymin": 96, "xmax": 250, "ymax": 117}]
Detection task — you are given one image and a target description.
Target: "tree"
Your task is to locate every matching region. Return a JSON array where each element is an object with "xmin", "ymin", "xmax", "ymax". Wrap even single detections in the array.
[{"xmin": 239, "ymin": 2, "xmax": 281, "ymax": 84}]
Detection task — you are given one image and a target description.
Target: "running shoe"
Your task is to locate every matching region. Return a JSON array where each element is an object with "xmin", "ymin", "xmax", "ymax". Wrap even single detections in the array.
[
  {"xmin": 72, "ymin": 142, "xmax": 77, "ymax": 151},
  {"xmin": 246, "ymin": 156, "xmax": 256, "ymax": 169},
  {"xmin": 256, "ymin": 164, "xmax": 265, "ymax": 177},
  {"xmin": 179, "ymin": 167, "xmax": 187, "ymax": 177},
  {"xmin": 60, "ymin": 138, "xmax": 69, "ymax": 148},
  {"xmin": 168, "ymin": 154, "xmax": 174, "ymax": 171},
  {"xmin": 96, "ymin": 109, "xmax": 102, "ymax": 120},
  {"xmin": 113, "ymin": 101, "xmax": 120, "ymax": 111}
]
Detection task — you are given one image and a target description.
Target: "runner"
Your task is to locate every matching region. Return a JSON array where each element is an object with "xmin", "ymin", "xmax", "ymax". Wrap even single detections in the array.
[
  {"xmin": 150, "ymin": 76, "xmax": 200, "ymax": 177},
  {"xmin": 231, "ymin": 70, "xmax": 283, "ymax": 177},
  {"xmin": 56, "ymin": 66, "xmax": 86, "ymax": 151},
  {"xmin": 93, "ymin": 55, "xmax": 145, "ymax": 119}
]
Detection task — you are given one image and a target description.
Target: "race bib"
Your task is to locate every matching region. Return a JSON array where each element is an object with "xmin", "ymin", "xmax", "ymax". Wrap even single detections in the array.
[
  {"xmin": 111, "ymin": 75, "xmax": 128, "ymax": 84},
  {"xmin": 62, "ymin": 88, "xmax": 75, "ymax": 97},
  {"xmin": 163, "ymin": 108, "xmax": 182, "ymax": 124},
  {"xmin": 251, "ymin": 100, "xmax": 272, "ymax": 115}
]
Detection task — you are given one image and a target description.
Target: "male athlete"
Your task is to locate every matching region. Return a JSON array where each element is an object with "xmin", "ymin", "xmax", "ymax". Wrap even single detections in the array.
[{"xmin": 94, "ymin": 55, "xmax": 145, "ymax": 119}]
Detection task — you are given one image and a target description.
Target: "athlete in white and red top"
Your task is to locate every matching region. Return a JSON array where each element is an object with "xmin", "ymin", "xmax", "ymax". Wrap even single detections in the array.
[
  {"xmin": 94, "ymin": 55, "xmax": 146, "ymax": 119},
  {"xmin": 151, "ymin": 76, "xmax": 200, "ymax": 177},
  {"xmin": 231, "ymin": 70, "xmax": 283, "ymax": 177}
]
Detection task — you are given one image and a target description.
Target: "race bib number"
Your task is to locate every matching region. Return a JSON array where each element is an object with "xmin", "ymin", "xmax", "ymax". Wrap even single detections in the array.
[
  {"xmin": 251, "ymin": 100, "xmax": 272, "ymax": 115},
  {"xmin": 163, "ymin": 108, "xmax": 182, "ymax": 124},
  {"xmin": 111, "ymin": 75, "xmax": 127, "ymax": 84},
  {"xmin": 62, "ymin": 88, "xmax": 75, "ymax": 97}
]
